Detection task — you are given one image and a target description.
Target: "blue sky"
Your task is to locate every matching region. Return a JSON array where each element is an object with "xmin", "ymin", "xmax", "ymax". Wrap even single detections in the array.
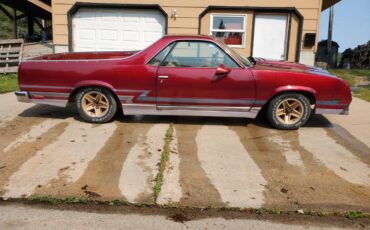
[{"xmin": 319, "ymin": 0, "xmax": 370, "ymax": 52}]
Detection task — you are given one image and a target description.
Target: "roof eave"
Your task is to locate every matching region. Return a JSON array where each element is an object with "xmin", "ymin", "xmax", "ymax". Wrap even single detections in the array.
[{"xmin": 322, "ymin": 0, "xmax": 341, "ymax": 11}]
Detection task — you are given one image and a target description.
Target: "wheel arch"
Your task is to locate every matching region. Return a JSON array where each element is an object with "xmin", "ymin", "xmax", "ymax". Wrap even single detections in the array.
[
  {"xmin": 259, "ymin": 88, "xmax": 317, "ymax": 115},
  {"xmin": 68, "ymin": 82, "xmax": 121, "ymax": 110}
]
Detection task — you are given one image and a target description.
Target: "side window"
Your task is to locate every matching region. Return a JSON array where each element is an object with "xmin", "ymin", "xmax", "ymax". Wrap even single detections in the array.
[
  {"xmin": 162, "ymin": 41, "xmax": 239, "ymax": 68},
  {"xmin": 147, "ymin": 43, "xmax": 174, "ymax": 66}
]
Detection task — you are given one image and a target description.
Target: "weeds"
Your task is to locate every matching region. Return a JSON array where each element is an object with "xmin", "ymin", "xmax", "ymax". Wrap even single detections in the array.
[
  {"xmin": 345, "ymin": 211, "xmax": 368, "ymax": 220},
  {"xmin": 317, "ymin": 211, "xmax": 330, "ymax": 217},
  {"xmin": 17, "ymin": 196, "xmax": 370, "ymax": 220},
  {"xmin": 254, "ymin": 208, "xmax": 268, "ymax": 215},
  {"xmin": 29, "ymin": 196, "xmax": 60, "ymax": 204},
  {"xmin": 153, "ymin": 124, "xmax": 174, "ymax": 201}
]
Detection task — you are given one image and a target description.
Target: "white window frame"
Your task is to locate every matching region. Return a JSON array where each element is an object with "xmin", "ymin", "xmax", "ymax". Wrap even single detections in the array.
[{"xmin": 210, "ymin": 14, "xmax": 246, "ymax": 48}]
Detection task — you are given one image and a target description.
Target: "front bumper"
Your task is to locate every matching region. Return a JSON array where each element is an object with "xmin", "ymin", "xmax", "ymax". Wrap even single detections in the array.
[{"xmin": 15, "ymin": 91, "xmax": 31, "ymax": 103}]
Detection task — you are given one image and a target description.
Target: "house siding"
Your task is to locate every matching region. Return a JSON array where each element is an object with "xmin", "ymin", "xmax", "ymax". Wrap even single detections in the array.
[{"xmin": 51, "ymin": 0, "xmax": 324, "ymax": 64}]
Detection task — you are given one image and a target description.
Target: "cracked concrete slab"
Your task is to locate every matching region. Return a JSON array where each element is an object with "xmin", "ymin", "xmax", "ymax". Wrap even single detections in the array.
[
  {"xmin": 119, "ymin": 123, "xmax": 169, "ymax": 203},
  {"xmin": 196, "ymin": 124, "xmax": 267, "ymax": 208},
  {"xmin": 2, "ymin": 120, "xmax": 116, "ymax": 198},
  {"xmin": 157, "ymin": 128, "xmax": 182, "ymax": 205},
  {"xmin": 267, "ymin": 131, "xmax": 305, "ymax": 169},
  {"xmin": 298, "ymin": 128, "xmax": 370, "ymax": 186}
]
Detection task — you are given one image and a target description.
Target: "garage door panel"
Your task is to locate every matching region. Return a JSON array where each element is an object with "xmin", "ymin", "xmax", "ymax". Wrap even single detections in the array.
[
  {"xmin": 101, "ymin": 29, "xmax": 119, "ymax": 41},
  {"xmin": 73, "ymin": 8, "xmax": 165, "ymax": 51},
  {"xmin": 78, "ymin": 29, "xmax": 96, "ymax": 41},
  {"xmin": 144, "ymin": 23, "xmax": 164, "ymax": 30},
  {"xmin": 144, "ymin": 16, "xmax": 162, "ymax": 23},
  {"xmin": 123, "ymin": 31, "xmax": 140, "ymax": 42},
  {"xmin": 122, "ymin": 16, "xmax": 140, "ymax": 23},
  {"xmin": 144, "ymin": 31, "xmax": 163, "ymax": 43},
  {"xmin": 78, "ymin": 11, "xmax": 95, "ymax": 21},
  {"xmin": 97, "ymin": 11, "xmax": 121, "ymax": 21}
]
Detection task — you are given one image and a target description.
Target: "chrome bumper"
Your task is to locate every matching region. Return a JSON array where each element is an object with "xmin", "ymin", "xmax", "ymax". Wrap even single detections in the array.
[
  {"xmin": 316, "ymin": 105, "xmax": 349, "ymax": 115},
  {"xmin": 15, "ymin": 91, "xmax": 31, "ymax": 103}
]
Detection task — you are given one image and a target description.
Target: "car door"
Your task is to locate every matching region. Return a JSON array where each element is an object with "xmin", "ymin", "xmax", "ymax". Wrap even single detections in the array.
[{"xmin": 155, "ymin": 40, "xmax": 255, "ymax": 110}]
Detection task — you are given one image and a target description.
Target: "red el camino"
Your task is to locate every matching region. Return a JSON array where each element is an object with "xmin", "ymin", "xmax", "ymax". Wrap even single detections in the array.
[{"xmin": 15, "ymin": 35, "xmax": 352, "ymax": 130}]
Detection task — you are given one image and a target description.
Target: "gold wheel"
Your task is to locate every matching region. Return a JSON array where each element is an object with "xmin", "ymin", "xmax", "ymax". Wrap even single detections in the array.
[
  {"xmin": 82, "ymin": 91, "xmax": 109, "ymax": 117},
  {"xmin": 276, "ymin": 98, "xmax": 304, "ymax": 125}
]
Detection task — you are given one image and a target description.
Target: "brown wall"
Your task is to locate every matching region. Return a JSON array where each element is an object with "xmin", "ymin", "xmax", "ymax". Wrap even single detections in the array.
[
  {"xmin": 288, "ymin": 13, "xmax": 299, "ymax": 62},
  {"xmin": 52, "ymin": 0, "xmax": 324, "ymax": 59}
]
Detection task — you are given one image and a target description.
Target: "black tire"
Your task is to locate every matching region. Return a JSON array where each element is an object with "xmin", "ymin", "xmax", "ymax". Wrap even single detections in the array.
[
  {"xmin": 267, "ymin": 93, "xmax": 311, "ymax": 130},
  {"xmin": 76, "ymin": 87, "xmax": 117, "ymax": 123}
]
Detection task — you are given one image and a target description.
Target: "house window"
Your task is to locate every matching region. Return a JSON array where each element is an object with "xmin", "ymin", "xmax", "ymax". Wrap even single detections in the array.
[{"xmin": 210, "ymin": 14, "xmax": 246, "ymax": 48}]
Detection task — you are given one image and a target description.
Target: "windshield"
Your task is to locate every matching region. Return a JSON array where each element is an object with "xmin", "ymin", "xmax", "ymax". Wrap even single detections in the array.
[{"xmin": 216, "ymin": 39, "xmax": 252, "ymax": 67}]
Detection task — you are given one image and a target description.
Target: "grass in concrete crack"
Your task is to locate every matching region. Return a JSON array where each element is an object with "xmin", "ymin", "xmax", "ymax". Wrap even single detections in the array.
[
  {"xmin": 345, "ymin": 210, "xmax": 369, "ymax": 220},
  {"xmin": 29, "ymin": 196, "xmax": 88, "ymax": 204},
  {"xmin": 153, "ymin": 124, "xmax": 174, "ymax": 202},
  {"xmin": 7, "ymin": 196, "xmax": 370, "ymax": 220}
]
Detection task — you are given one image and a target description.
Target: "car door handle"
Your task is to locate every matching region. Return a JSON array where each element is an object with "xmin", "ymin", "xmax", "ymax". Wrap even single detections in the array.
[{"xmin": 158, "ymin": 76, "xmax": 169, "ymax": 79}]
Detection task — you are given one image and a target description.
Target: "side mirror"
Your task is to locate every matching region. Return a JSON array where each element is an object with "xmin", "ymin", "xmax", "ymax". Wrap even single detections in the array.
[{"xmin": 215, "ymin": 64, "xmax": 231, "ymax": 76}]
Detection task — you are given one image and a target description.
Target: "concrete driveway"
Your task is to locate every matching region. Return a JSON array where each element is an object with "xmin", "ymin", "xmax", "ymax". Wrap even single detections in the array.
[{"xmin": 0, "ymin": 92, "xmax": 369, "ymax": 212}]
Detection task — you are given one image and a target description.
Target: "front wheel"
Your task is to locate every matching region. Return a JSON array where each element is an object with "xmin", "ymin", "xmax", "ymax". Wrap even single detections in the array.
[
  {"xmin": 76, "ymin": 87, "xmax": 117, "ymax": 123},
  {"xmin": 267, "ymin": 93, "xmax": 311, "ymax": 130}
]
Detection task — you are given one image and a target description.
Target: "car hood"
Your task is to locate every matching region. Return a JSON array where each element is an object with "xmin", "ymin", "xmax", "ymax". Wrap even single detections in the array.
[{"xmin": 252, "ymin": 58, "xmax": 337, "ymax": 78}]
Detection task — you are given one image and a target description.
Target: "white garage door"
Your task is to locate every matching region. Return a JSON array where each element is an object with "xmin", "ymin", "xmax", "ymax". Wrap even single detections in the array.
[
  {"xmin": 72, "ymin": 8, "xmax": 166, "ymax": 51},
  {"xmin": 252, "ymin": 15, "xmax": 288, "ymax": 60}
]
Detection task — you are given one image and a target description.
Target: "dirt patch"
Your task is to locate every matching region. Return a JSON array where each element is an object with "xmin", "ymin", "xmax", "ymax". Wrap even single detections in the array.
[
  {"xmin": 33, "ymin": 121, "xmax": 153, "ymax": 201},
  {"xmin": 0, "ymin": 122, "xmax": 69, "ymax": 196},
  {"xmin": 3, "ymin": 122, "xmax": 117, "ymax": 198},
  {"xmin": 326, "ymin": 123, "xmax": 370, "ymax": 166},
  {"xmin": 230, "ymin": 124, "xmax": 299, "ymax": 210},
  {"xmin": 231, "ymin": 123, "xmax": 370, "ymax": 212},
  {"xmin": 293, "ymin": 129, "xmax": 370, "ymax": 211},
  {"xmin": 0, "ymin": 117, "xmax": 45, "ymax": 152},
  {"xmin": 174, "ymin": 121, "xmax": 225, "ymax": 208},
  {"xmin": 168, "ymin": 212, "xmax": 190, "ymax": 223}
]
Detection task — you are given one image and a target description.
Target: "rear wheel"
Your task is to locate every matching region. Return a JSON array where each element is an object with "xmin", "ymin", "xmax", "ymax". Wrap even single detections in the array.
[
  {"xmin": 76, "ymin": 87, "xmax": 117, "ymax": 123},
  {"xmin": 267, "ymin": 93, "xmax": 311, "ymax": 130}
]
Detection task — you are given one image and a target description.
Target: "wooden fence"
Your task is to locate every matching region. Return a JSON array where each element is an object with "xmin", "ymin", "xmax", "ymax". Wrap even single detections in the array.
[{"xmin": 0, "ymin": 39, "xmax": 23, "ymax": 73}]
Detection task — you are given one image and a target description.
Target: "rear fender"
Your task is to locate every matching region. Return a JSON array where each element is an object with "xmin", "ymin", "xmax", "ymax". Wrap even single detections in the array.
[{"xmin": 69, "ymin": 80, "xmax": 119, "ymax": 103}]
